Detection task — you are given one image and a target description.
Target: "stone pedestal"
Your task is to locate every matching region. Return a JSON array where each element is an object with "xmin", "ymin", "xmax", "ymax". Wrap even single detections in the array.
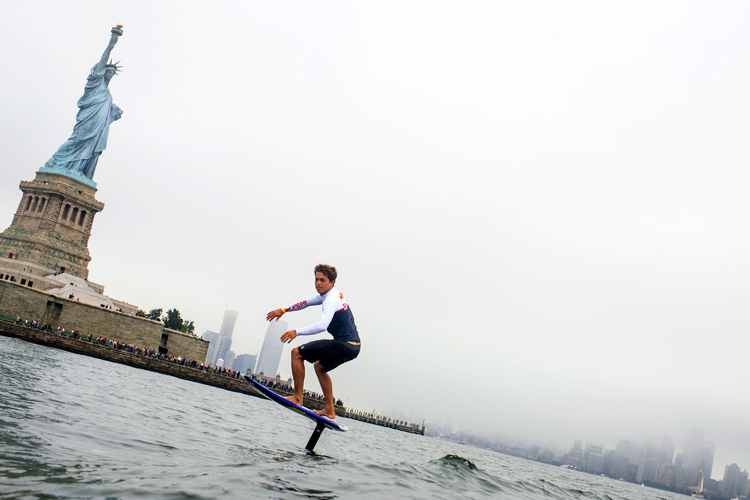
[{"xmin": 0, "ymin": 172, "xmax": 104, "ymax": 279}]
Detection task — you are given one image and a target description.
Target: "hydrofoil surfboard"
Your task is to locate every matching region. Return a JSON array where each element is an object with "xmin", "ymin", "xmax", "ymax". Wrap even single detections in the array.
[{"xmin": 244, "ymin": 375, "xmax": 348, "ymax": 451}]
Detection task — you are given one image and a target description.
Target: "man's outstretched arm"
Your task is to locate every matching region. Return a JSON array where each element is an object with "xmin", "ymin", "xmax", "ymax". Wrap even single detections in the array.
[{"xmin": 265, "ymin": 294, "xmax": 323, "ymax": 322}]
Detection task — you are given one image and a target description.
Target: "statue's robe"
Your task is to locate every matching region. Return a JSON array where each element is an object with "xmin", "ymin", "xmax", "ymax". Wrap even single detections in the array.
[{"xmin": 44, "ymin": 62, "xmax": 123, "ymax": 180}]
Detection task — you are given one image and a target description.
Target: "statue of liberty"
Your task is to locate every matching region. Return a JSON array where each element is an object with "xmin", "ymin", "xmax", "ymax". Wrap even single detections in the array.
[{"xmin": 43, "ymin": 25, "xmax": 124, "ymax": 182}]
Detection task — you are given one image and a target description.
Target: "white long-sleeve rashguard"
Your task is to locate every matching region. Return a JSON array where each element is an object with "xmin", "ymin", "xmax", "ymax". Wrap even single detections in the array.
[{"xmin": 282, "ymin": 287, "xmax": 360, "ymax": 343}]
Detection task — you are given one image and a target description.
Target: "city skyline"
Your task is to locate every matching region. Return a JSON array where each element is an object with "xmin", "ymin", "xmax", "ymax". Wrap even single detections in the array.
[{"xmin": 429, "ymin": 424, "xmax": 749, "ymax": 495}]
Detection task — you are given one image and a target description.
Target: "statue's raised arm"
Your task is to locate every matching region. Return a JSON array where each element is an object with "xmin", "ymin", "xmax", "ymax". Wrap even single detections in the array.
[
  {"xmin": 98, "ymin": 25, "xmax": 123, "ymax": 70},
  {"xmin": 40, "ymin": 25, "xmax": 125, "ymax": 186}
]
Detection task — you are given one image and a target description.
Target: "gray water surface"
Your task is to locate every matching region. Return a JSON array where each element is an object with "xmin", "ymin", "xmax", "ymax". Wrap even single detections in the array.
[{"xmin": 0, "ymin": 336, "xmax": 684, "ymax": 499}]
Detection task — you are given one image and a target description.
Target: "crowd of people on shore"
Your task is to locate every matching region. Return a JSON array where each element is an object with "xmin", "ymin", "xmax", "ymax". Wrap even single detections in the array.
[
  {"xmin": 9, "ymin": 316, "xmax": 343, "ymax": 405},
  {"xmin": 89, "ymin": 335, "xmax": 246, "ymax": 378},
  {"xmin": 14, "ymin": 317, "xmax": 85, "ymax": 338},
  {"xmin": 11, "ymin": 316, "xmax": 243, "ymax": 378},
  {"xmin": 16, "ymin": 317, "xmax": 50, "ymax": 330},
  {"xmin": 258, "ymin": 378, "xmax": 293, "ymax": 393}
]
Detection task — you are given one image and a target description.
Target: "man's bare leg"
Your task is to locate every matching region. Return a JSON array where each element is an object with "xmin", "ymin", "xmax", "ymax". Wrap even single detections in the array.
[
  {"xmin": 313, "ymin": 361, "xmax": 336, "ymax": 419},
  {"xmin": 285, "ymin": 347, "xmax": 304, "ymax": 406}
]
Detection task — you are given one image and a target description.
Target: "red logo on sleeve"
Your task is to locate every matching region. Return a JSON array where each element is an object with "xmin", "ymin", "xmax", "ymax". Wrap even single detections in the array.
[{"xmin": 290, "ymin": 300, "xmax": 307, "ymax": 311}]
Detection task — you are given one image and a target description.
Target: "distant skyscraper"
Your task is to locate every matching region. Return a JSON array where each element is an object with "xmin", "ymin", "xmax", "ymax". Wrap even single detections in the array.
[
  {"xmin": 211, "ymin": 336, "xmax": 233, "ymax": 366},
  {"xmin": 566, "ymin": 440, "xmax": 585, "ymax": 469},
  {"xmin": 584, "ymin": 443, "xmax": 603, "ymax": 468},
  {"xmin": 658, "ymin": 436, "xmax": 675, "ymax": 464},
  {"xmin": 233, "ymin": 354, "xmax": 257, "ymax": 374},
  {"xmin": 219, "ymin": 309, "xmax": 239, "ymax": 338},
  {"xmin": 255, "ymin": 320, "xmax": 286, "ymax": 376},
  {"xmin": 202, "ymin": 330, "xmax": 219, "ymax": 362},
  {"xmin": 636, "ymin": 457, "xmax": 659, "ymax": 483},
  {"xmin": 585, "ymin": 443, "xmax": 603, "ymax": 455},
  {"xmin": 609, "ymin": 455, "xmax": 629, "ymax": 479},
  {"xmin": 682, "ymin": 434, "xmax": 715, "ymax": 486},
  {"xmin": 658, "ymin": 463, "xmax": 680, "ymax": 488},
  {"xmin": 615, "ymin": 440, "xmax": 637, "ymax": 464},
  {"xmin": 225, "ymin": 350, "xmax": 236, "ymax": 370},
  {"xmin": 586, "ymin": 453, "xmax": 605, "ymax": 474},
  {"xmin": 203, "ymin": 309, "xmax": 239, "ymax": 365},
  {"xmin": 722, "ymin": 464, "xmax": 745, "ymax": 497},
  {"xmin": 742, "ymin": 478, "xmax": 750, "ymax": 498}
]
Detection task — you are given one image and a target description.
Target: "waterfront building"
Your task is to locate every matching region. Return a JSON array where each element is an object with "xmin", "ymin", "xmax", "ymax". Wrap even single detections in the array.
[
  {"xmin": 741, "ymin": 478, "xmax": 750, "ymax": 497},
  {"xmin": 636, "ymin": 457, "xmax": 659, "ymax": 483},
  {"xmin": 233, "ymin": 354, "xmax": 257, "ymax": 374},
  {"xmin": 657, "ymin": 436, "xmax": 675, "ymax": 464},
  {"xmin": 255, "ymin": 320, "xmax": 287, "ymax": 377},
  {"xmin": 614, "ymin": 440, "xmax": 637, "ymax": 464},
  {"xmin": 679, "ymin": 466, "xmax": 690, "ymax": 490},
  {"xmin": 565, "ymin": 448, "xmax": 584, "ymax": 469},
  {"xmin": 583, "ymin": 443, "xmax": 603, "ymax": 469},
  {"xmin": 721, "ymin": 463, "xmax": 746, "ymax": 497},
  {"xmin": 586, "ymin": 453, "xmax": 605, "ymax": 474},
  {"xmin": 682, "ymin": 435, "xmax": 715, "ymax": 486},
  {"xmin": 585, "ymin": 443, "xmax": 603, "ymax": 455},
  {"xmin": 657, "ymin": 463, "xmax": 680, "ymax": 488},
  {"xmin": 609, "ymin": 455, "xmax": 629, "ymax": 479}
]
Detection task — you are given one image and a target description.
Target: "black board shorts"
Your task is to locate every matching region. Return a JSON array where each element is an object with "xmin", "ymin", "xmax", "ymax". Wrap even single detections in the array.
[{"xmin": 298, "ymin": 339, "xmax": 360, "ymax": 372}]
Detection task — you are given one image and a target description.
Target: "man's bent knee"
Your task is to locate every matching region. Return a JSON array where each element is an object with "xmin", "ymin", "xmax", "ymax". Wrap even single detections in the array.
[{"xmin": 292, "ymin": 347, "xmax": 301, "ymax": 359}]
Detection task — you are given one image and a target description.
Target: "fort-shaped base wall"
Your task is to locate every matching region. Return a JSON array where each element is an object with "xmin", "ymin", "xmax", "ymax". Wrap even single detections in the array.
[{"xmin": 0, "ymin": 280, "xmax": 208, "ymax": 361}]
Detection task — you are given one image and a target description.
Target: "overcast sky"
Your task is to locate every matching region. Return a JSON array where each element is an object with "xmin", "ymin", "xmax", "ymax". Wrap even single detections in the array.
[{"xmin": 2, "ymin": 1, "xmax": 749, "ymax": 476}]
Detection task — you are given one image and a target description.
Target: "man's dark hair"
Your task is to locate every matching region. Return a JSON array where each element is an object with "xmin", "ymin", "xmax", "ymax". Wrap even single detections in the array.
[{"xmin": 314, "ymin": 264, "xmax": 337, "ymax": 283}]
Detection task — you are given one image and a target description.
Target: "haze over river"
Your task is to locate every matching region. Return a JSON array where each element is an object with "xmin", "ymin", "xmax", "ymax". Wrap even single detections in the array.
[{"xmin": 0, "ymin": 336, "xmax": 685, "ymax": 499}]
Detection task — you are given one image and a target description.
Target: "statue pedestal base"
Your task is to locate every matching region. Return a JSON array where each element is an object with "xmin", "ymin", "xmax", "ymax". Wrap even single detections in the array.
[
  {"xmin": 37, "ymin": 166, "xmax": 98, "ymax": 189},
  {"xmin": 0, "ymin": 172, "xmax": 104, "ymax": 279}
]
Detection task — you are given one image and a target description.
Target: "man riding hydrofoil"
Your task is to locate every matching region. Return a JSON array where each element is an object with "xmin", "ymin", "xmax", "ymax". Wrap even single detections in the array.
[{"xmin": 266, "ymin": 264, "xmax": 361, "ymax": 419}]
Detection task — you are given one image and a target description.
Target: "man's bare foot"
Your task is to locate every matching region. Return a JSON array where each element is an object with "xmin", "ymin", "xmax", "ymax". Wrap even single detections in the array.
[
  {"xmin": 314, "ymin": 408, "xmax": 336, "ymax": 419},
  {"xmin": 285, "ymin": 395, "xmax": 303, "ymax": 406}
]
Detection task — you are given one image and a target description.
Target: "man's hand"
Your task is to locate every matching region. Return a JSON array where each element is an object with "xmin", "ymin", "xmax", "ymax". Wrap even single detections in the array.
[
  {"xmin": 266, "ymin": 308, "xmax": 284, "ymax": 322},
  {"xmin": 280, "ymin": 330, "xmax": 297, "ymax": 344}
]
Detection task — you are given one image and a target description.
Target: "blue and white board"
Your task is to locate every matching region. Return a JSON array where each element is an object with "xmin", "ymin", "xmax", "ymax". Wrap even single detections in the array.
[{"xmin": 244, "ymin": 375, "xmax": 348, "ymax": 432}]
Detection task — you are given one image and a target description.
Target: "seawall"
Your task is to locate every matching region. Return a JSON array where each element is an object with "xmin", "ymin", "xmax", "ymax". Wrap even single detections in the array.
[{"xmin": 0, "ymin": 279, "xmax": 208, "ymax": 360}]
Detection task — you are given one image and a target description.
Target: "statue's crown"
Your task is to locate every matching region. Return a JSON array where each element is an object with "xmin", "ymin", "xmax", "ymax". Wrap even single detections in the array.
[{"xmin": 106, "ymin": 59, "xmax": 123, "ymax": 75}]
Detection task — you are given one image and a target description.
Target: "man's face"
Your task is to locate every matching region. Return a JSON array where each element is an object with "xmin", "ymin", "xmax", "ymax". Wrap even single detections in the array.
[{"xmin": 315, "ymin": 272, "xmax": 334, "ymax": 295}]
